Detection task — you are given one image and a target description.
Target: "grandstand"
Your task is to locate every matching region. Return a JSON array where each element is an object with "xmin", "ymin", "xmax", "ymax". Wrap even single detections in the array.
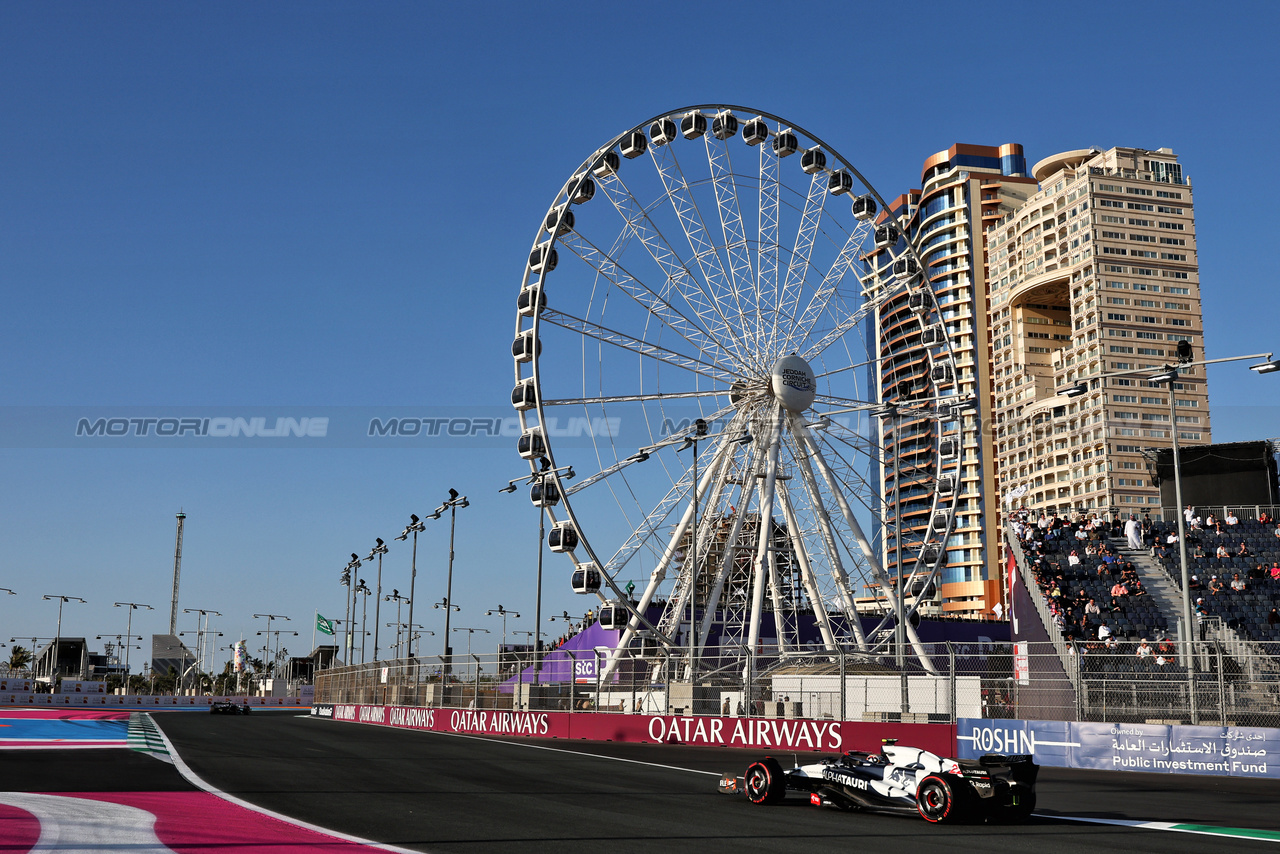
[
  {"xmin": 1148, "ymin": 510, "xmax": 1280, "ymax": 644},
  {"xmin": 1005, "ymin": 506, "xmax": 1280, "ymax": 724}
]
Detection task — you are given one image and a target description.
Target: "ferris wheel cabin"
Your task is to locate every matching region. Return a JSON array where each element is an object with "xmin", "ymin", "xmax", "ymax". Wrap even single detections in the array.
[
  {"xmin": 598, "ymin": 601, "xmax": 628, "ymax": 630},
  {"xmin": 530, "ymin": 479, "xmax": 561, "ymax": 507},
  {"xmin": 742, "ymin": 117, "xmax": 768, "ymax": 146},
  {"xmin": 571, "ymin": 563, "xmax": 601, "ymax": 594},
  {"xmin": 517, "ymin": 427, "xmax": 546, "ymax": 461},
  {"xmin": 649, "ymin": 118, "xmax": 677, "ymax": 146},
  {"xmin": 548, "ymin": 520, "xmax": 579, "ymax": 553},
  {"xmin": 680, "ymin": 111, "xmax": 707, "ymax": 139}
]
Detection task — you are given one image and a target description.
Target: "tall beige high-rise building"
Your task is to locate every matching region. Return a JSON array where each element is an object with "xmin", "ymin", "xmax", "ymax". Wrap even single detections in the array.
[{"xmin": 987, "ymin": 147, "xmax": 1208, "ymax": 520}]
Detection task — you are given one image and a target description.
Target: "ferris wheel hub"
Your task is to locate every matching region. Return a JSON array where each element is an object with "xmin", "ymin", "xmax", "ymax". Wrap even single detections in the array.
[{"xmin": 770, "ymin": 354, "xmax": 817, "ymax": 413}]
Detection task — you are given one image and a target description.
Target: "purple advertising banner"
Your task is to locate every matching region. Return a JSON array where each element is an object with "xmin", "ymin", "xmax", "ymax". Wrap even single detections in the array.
[{"xmin": 959, "ymin": 718, "xmax": 1280, "ymax": 780}]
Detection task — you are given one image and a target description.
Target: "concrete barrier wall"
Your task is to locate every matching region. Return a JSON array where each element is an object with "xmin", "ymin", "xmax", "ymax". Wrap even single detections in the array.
[{"xmin": 315, "ymin": 703, "xmax": 958, "ymax": 756}]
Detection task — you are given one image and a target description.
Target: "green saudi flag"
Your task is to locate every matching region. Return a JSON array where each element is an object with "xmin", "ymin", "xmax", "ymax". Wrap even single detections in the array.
[{"xmin": 316, "ymin": 613, "xmax": 335, "ymax": 636}]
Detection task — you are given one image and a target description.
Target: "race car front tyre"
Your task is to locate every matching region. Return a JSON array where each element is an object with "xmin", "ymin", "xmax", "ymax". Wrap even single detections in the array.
[
  {"xmin": 744, "ymin": 757, "xmax": 787, "ymax": 805},
  {"xmin": 916, "ymin": 775, "xmax": 964, "ymax": 823}
]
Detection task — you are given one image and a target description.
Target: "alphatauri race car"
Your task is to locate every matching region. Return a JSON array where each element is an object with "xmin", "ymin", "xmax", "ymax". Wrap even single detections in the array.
[{"xmin": 720, "ymin": 740, "xmax": 1037, "ymax": 823}]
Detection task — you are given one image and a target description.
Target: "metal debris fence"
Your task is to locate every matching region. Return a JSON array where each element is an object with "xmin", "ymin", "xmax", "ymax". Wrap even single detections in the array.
[{"xmin": 313, "ymin": 639, "xmax": 1280, "ymax": 726}]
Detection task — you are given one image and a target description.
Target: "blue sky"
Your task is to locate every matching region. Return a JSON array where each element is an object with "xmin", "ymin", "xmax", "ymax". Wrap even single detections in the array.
[{"xmin": 1, "ymin": 1, "xmax": 1277, "ymax": 666}]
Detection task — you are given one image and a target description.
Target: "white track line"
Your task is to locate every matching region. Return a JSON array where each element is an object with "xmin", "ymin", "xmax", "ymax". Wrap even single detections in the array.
[{"xmin": 150, "ymin": 714, "xmax": 426, "ymax": 854}]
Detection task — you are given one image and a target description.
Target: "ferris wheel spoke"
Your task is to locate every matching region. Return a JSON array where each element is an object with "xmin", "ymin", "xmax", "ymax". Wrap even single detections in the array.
[
  {"xmin": 560, "ymin": 204, "xmax": 742, "ymax": 371},
  {"xmin": 592, "ymin": 170, "xmax": 749, "ymax": 371},
  {"xmin": 601, "ymin": 429, "xmax": 738, "ymax": 681},
  {"xmin": 541, "ymin": 389, "xmax": 730, "ymax": 407},
  {"xmin": 775, "ymin": 480, "xmax": 840, "ymax": 655},
  {"xmin": 795, "ymin": 418, "xmax": 938, "ymax": 674},
  {"xmin": 784, "ymin": 426, "xmax": 867, "ymax": 648},
  {"xmin": 648, "ymin": 141, "xmax": 761, "ymax": 371},
  {"xmin": 564, "ymin": 403, "xmax": 737, "ymax": 496},
  {"xmin": 555, "ymin": 229, "xmax": 738, "ymax": 369},
  {"xmin": 756, "ymin": 134, "xmax": 781, "ymax": 366},
  {"xmin": 812, "ymin": 393, "xmax": 877, "ymax": 409},
  {"xmin": 812, "ymin": 432, "xmax": 887, "ymax": 519},
  {"xmin": 703, "ymin": 132, "xmax": 761, "ymax": 356},
  {"xmin": 771, "ymin": 171, "xmax": 827, "ymax": 358},
  {"xmin": 694, "ymin": 452, "xmax": 761, "ymax": 657},
  {"xmin": 800, "ymin": 289, "xmax": 892, "ymax": 361},
  {"xmin": 745, "ymin": 402, "xmax": 784, "ymax": 662},
  {"xmin": 784, "ymin": 222, "xmax": 872, "ymax": 355},
  {"xmin": 540, "ymin": 308, "xmax": 741, "ymax": 386}
]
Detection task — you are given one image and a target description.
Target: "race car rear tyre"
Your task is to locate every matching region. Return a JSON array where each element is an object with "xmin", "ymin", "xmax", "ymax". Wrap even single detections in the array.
[
  {"xmin": 744, "ymin": 757, "xmax": 787, "ymax": 805},
  {"xmin": 916, "ymin": 775, "xmax": 963, "ymax": 823}
]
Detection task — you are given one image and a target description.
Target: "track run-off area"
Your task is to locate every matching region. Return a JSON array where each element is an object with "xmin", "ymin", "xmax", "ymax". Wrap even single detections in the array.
[{"xmin": 2, "ymin": 709, "xmax": 1280, "ymax": 852}]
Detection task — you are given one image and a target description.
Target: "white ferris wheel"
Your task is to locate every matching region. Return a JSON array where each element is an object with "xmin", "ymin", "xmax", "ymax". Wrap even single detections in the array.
[{"xmin": 511, "ymin": 105, "xmax": 964, "ymax": 681}]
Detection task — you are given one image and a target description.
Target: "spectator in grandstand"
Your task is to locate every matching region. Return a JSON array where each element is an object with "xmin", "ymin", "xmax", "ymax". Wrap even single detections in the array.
[
  {"xmin": 1195, "ymin": 598, "xmax": 1209, "ymax": 617},
  {"xmin": 1110, "ymin": 579, "xmax": 1129, "ymax": 598},
  {"xmin": 1192, "ymin": 542, "xmax": 1206, "ymax": 559},
  {"xmin": 1097, "ymin": 622, "xmax": 1113, "ymax": 642},
  {"xmin": 1208, "ymin": 575, "xmax": 1224, "ymax": 595},
  {"xmin": 1104, "ymin": 634, "xmax": 1119, "ymax": 650},
  {"xmin": 1259, "ymin": 511, "xmax": 1272, "ymax": 525},
  {"xmin": 1135, "ymin": 639, "xmax": 1152, "ymax": 659},
  {"xmin": 1231, "ymin": 573, "xmax": 1247, "ymax": 592},
  {"xmin": 1185, "ymin": 505, "xmax": 1196, "ymax": 526},
  {"xmin": 1270, "ymin": 562, "xmax": 1280, "ymax": 581},
  {"xmin": 1189, "ymin": 573, "xmax": 1202, "ymax": 591},
  {"xmin": 1238, "ymin": 542, "xmax": 1252, "ymax": 557},
  {"xmin": 1226, "ymin": 510, "xmax": 1240, "ymax": 526},
  {"xmin": 1206, "ymin": 513, "xmax": 1216, "ymax": 528},
  {"xmin": 1108, "ymin": 596, "xmax": 1123, "ymax": 614},
  {"xmin": 1268, "ymin": 608, "xmax": 1280, "ymax": 628},
  {"xmin": 1250, "ymin": 564, "xmax": 1267, "ymax": 581},
  {"xmin": 1068, "ymin": 550, "xmax": 1081, "ymax": 566},
  {"xmin": 1084, "ymin": 597, "xmax": 1100, "ymax": 618},
  {"xmin": 1124, "ymin": 514, "xmax": 1143, "ymax": 550},
  {"xmin": 1156, "ymin": 637, "xmax": 1177, "ymax": 665},
  {"xmin": 1216, "ymin": 544, "xmax": 1230, "ymax": 559}
]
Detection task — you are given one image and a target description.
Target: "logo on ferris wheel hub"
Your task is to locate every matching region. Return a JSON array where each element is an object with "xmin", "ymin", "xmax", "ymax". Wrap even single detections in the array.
[{"xmin": 771, "ymin": 355, "xmax": 816, "ymax": 413}]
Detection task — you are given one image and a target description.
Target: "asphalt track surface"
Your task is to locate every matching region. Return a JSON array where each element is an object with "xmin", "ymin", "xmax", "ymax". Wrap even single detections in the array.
[{"xmin": 107, "ymin": 711, "xmax": 1280, "ymax": 853}]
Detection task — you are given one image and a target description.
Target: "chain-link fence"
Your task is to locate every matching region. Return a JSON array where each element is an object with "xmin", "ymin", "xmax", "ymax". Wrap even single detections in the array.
[{"xmin": 314, "ymin": 635, "xmax": 1280, "ymax": 727}]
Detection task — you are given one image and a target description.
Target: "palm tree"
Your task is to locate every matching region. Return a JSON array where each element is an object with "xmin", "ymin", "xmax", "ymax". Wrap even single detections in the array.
[{"xmin": 7, "ymin": 646, "xmax": 32, "ymax": 671}]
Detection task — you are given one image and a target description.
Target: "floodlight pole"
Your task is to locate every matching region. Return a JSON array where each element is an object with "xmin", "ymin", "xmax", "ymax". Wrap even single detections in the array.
[
  {"xmin": 364, "ymin": 539, "xmax": 389, "ymax": 662},
  {"xmin": 114, "ymin": 602, "xmax": 153, "ymax": 689},
  {"xmin": 396, "ymin": 514, "xmax": 426, "ymax": 660},
  {"xmin": 429, "ymin": 491, "xmax": 468, "ymax": 674},
  {"xmin": 677, "ymin": 418, "xmax": 708, "ymax": 681}
]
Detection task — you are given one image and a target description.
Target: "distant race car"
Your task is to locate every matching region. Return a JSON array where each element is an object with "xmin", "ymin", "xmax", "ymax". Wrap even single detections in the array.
[
  {"xmin": 209, "ymin": 700, "xmax": 252, "ymax": 715},
  {"xmin": 720, "ymin": 740, "xmax": 1037, "ymax": 824}
]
